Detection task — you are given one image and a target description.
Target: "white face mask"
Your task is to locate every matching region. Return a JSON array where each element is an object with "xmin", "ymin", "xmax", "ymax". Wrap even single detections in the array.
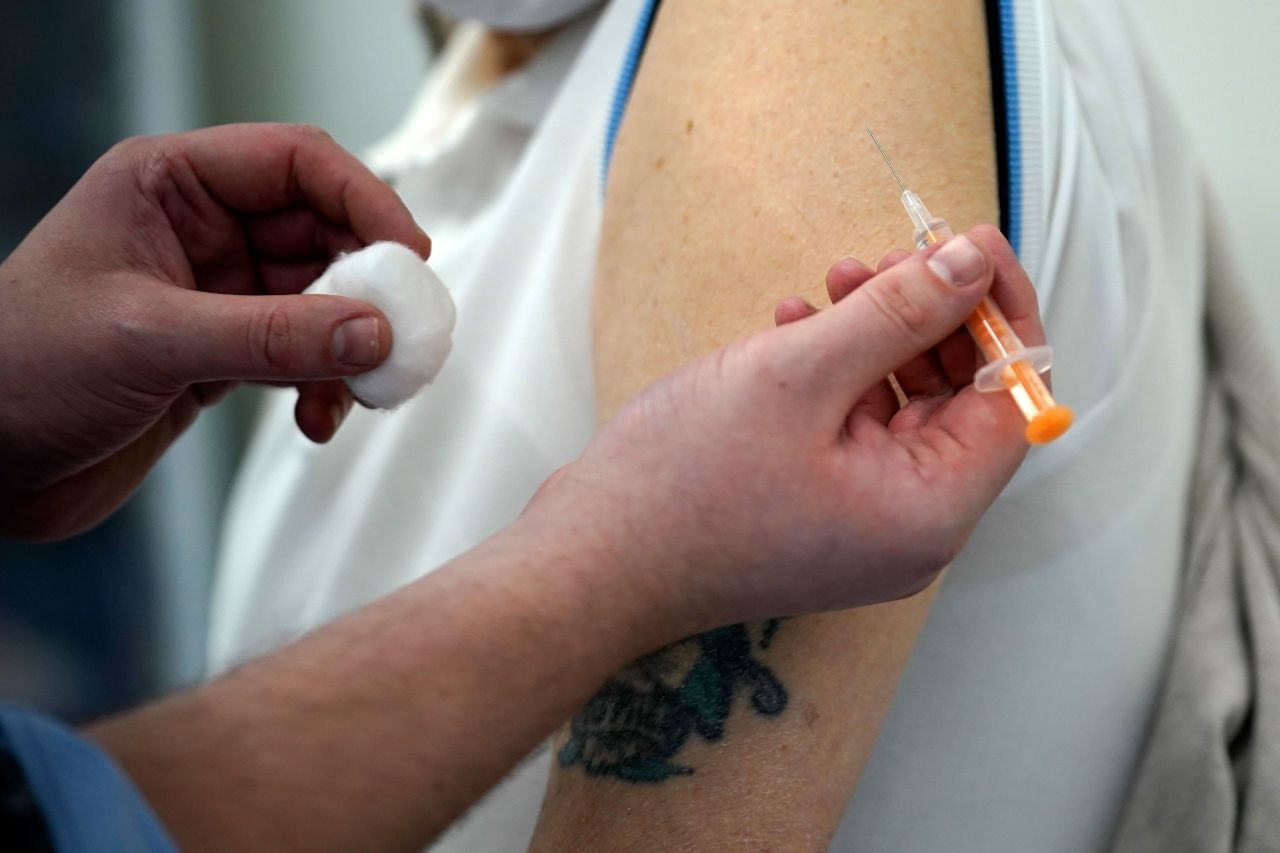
[{"xmin": 422, "ymin": 0, "xmax": 604, "ymax": 31}]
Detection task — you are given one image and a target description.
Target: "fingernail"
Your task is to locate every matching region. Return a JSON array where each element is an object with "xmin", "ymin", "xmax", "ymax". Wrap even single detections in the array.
[
  {"xmin": 329, "ymin": 403, "xmax": 346, "ymax": 434},
  {"xmin": 926, "ymin": 236, "xmax": 985, "ymax": 287},
  {"xmin": 332, "ymin": 317, "xmax": 382, "ymax": 366}
]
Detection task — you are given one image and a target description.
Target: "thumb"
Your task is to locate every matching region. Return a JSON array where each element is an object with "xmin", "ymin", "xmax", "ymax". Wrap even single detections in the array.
[
  {"xmin": 151, "ymin": 289, "xmax": 392, "ymax": 384},
  {"xmin": 798, "ymin": 234, "xmax": 992, "ymax": 407}
]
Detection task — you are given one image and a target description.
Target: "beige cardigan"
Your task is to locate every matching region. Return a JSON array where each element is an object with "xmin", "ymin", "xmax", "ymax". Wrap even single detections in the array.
[{"xmin": 1111, "ymin": 203, "xmax": 1280, "ymax": 852}]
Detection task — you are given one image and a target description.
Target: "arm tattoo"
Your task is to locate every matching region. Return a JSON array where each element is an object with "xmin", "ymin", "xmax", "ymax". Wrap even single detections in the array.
[{"xmin": 558, "ymin": 619, "xmax": 787, "ymax": 783}]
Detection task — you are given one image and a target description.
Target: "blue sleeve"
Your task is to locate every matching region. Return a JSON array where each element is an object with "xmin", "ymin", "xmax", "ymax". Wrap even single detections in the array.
[{"xmin": 0, "ymin": 705, "xmax": 176, "ymax": 853}]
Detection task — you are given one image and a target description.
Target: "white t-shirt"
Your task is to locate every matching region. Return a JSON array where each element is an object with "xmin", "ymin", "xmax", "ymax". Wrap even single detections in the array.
[{"xmin": 208, "ymin": 1, "xmax": 1204, "ymax": 850}]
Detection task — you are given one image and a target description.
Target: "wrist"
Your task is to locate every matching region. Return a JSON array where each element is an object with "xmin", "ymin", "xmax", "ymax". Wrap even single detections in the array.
[{"xmin": 508, "ymin": 485, "xmax": 706, "ymax": 657}]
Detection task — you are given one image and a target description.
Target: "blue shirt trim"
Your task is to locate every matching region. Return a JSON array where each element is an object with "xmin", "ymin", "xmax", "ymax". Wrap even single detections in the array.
[
  {"xmin": 602, "ymin": 0, "xmax": 661, "ymax": 194},
  {"xmin": 998, "ymin": 0, "xmax": 1022, "ymax": 257},
  {"xmin": 602, "ymin": 0, "xmax": 1023, "ymax": 262}
]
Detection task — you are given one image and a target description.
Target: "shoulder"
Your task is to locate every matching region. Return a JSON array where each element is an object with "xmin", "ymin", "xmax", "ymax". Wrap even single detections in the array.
[{"xmin": 595, "ymin": 0, "xmax": 1001, "ymax": 414}]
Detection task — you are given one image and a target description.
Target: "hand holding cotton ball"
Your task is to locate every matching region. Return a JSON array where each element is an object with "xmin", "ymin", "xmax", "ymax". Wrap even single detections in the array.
[{"xmin": 306, "ymin": 242, "xmax": 456, "ymax": 409}]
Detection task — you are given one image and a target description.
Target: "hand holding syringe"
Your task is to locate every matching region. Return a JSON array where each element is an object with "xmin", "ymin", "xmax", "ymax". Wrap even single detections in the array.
[{"xmin": 867, "ymin": 129, "xmax": 1073, "ymax": 444}]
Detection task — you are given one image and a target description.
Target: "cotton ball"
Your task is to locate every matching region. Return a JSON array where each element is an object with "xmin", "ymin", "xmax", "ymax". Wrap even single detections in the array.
[{"xmin": 306, "ymin": 242, "xmax": 456, "ymax": 409}]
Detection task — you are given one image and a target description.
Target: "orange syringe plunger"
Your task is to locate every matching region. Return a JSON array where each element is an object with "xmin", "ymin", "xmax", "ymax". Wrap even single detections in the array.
[{"xmin": 908, "ymin": 195, "xmax": 1072, "ymax": 444}]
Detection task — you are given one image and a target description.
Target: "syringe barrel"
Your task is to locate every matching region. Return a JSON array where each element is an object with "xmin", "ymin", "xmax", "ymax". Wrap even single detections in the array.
[
  {"xmin": 914, "ymin": 220, "xmax": 1072, "ymax": 444},
  {"xmin": 912, "ymin": 217, "xmax": 955, "ymax": 252},
  {"xmin": 967, "ymin": 296, "xmax": 1022, "ymax": 365}
]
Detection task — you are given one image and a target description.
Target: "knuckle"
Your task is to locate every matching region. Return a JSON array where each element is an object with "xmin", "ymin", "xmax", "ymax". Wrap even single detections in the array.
[
  {"xmin": 288, "ymin": 123, "xmax": 335, "ymax": 146},
  {"xmin": 100, "ymin": 136, "xmax": 140, "ymax": 167},
  {"xmin": 102, "ymin": 134, "xmax": 155, "ymax": 165},
  {"xmin": 736, "ymin": 331, "xmax": 812, "ymax": 392},
  {"xmin": 118, "ymin": 137, "xmax": 182, "ymax": 200},
  {"xmin": 96, "ymin": 135, "xmax": 176, "ymax": 195},
  {"xmin": 735, "ymin": 332, "xmax": 776, "ymax": 370},
  {"xmin": 107, "ymin": 291, "xmax": 182, "ymax": 390},
  {"xmin": 865, "ymin": 276, "xmax": 934, "ymax": 341},
  {"xmin": 252, "ymin": 304, "xmax": 294, "ymax": 374}
]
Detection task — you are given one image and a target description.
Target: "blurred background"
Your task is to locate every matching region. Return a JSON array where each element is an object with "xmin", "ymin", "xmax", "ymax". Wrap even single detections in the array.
[
  {"xmin": 0, "ymin": 0, "xmax": 428, "ymax": 720},
  {"xmin": 0, "ymin": 0, "xmax": 1275, "ymax": 722}
]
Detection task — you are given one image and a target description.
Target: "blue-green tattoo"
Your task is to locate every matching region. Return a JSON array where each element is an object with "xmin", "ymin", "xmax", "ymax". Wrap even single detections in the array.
[{"xmin": 558, "ymin": 620, "xmax": 787, "ymax": 783}]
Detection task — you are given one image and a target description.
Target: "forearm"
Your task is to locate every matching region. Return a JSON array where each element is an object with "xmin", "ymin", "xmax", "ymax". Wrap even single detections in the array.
[{"xmin": 89, "ymin": 516, "xmax": 682, "ymax": 852}]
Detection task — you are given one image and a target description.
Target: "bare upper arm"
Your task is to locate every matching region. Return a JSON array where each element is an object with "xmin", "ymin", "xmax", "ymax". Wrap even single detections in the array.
[
  {"xmin": 593, "ymin": 0, "xmax": 998, "ymax": 416},
  {"xmin": 533, "ymin": 3, "xmax": 1000, "ymax": 850}
]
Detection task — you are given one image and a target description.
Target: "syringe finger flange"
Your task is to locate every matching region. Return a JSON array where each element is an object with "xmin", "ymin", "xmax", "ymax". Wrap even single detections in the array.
[{"xmin": 973, "ymin": 345, "xmax": 1054, "ymax": 393}]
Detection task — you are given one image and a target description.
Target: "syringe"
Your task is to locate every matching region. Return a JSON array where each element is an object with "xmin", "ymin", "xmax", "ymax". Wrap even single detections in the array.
[{"xmin": 867, "ymin": 128, "xmax": 1073, "ymax": 445}]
